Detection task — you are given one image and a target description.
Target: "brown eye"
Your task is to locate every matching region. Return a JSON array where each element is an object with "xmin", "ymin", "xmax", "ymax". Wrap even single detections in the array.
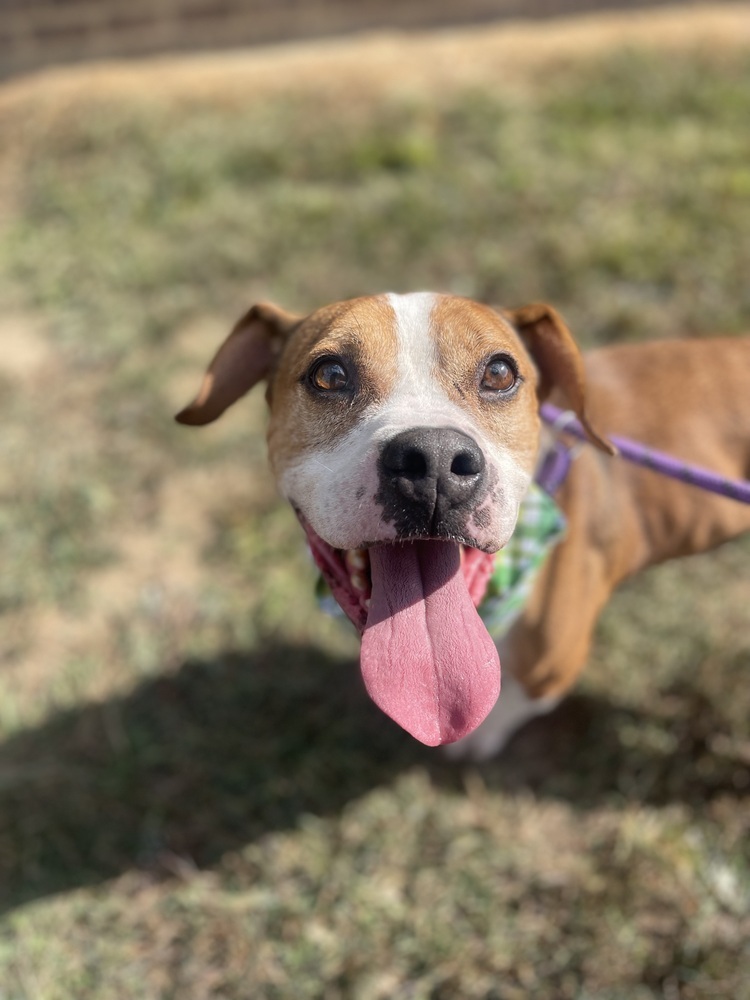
[
  {"xmin": 309, "ymin": 357, "xmax": 350, "ymax": 392},
  {"xmin": 481, "ymin": 355, "xmax": 517, "ymax": 393}
]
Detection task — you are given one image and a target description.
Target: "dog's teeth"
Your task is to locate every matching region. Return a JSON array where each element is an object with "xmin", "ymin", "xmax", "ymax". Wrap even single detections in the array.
[
  {"xmin": 346, "ymin": 549, "xmax": 368, "ymax": 570},
  {"xmin": 351, "ymin": 572, "xmax": 369, "ymax": 592},
  {"xmin": 364, "ymin": 598, "xmax": 371, "ymax": 609}
]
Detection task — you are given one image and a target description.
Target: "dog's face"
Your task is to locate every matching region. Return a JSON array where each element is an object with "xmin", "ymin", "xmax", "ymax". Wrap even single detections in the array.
[
  {"xmin": 177, "ymin": 293, "xmax": 611, "ymax": 747},
  {"xmin": 267, "ymin": 293, "xmax": 540, "ymax": 553}
]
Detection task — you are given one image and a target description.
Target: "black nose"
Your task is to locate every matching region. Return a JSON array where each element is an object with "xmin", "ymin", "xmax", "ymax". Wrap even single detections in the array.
[{"xmin": 378, "ymin": 427, "xmax": 486, "ymax": 536}]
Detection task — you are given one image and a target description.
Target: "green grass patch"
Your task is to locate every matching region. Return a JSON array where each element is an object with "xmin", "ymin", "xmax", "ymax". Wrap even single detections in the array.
[{"xmin": 0, "ymin": 40, "xmax": 749, "ymax": 998}]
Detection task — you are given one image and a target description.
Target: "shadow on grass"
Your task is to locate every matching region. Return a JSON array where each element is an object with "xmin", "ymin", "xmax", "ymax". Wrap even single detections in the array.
[
  {"xmin": 470, "ymin": 679, "xmax": 750, "ymax": 809},
  {"xmin": 1, "ymin": 640, "xmax": 746, "ymax": 912},
  {"xmin": 0, "ymin": 641, "xmax": 421, "ymax": 912}
]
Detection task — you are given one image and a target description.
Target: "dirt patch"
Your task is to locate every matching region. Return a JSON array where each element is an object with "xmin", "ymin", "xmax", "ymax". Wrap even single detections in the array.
[
  {"xmin": 1, "ymin": 4, "xmax": 748, "ymax": 121},
  {"xmin": 0, "ymin": 314, "xmax": 56, "ymax": 379}
]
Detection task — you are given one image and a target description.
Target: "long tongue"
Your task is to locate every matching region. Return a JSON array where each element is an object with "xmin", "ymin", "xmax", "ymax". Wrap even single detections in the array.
[{"xmin": 360, "ymin": 540, "xmax": 501, "ymax": 746}]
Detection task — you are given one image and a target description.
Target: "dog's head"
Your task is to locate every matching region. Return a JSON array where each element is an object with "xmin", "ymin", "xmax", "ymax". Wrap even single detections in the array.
[{"xmin": 177, "ymin": 293, "xmax": 612, "ymax": 746}]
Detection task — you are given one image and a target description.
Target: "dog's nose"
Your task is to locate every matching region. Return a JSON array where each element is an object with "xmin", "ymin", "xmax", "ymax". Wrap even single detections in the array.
[
  {"xmin": 381, "ymin": 427, "xmax": 485, "ymax": 502},
  {"xmin": 379, "ymin": 428, "xmax": 486, "ymax": 533}
]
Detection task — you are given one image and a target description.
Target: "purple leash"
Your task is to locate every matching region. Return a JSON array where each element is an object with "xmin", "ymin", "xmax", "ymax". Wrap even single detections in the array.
[{"xmin": 540, "ymin": 402, "xmax": 750, "ymax": 505}]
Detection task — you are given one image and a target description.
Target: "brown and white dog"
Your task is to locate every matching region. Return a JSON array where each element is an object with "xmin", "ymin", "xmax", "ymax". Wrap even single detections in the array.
[{"xmin": 177, "ymin": 293, "xmax": 750, "ymax": 757}]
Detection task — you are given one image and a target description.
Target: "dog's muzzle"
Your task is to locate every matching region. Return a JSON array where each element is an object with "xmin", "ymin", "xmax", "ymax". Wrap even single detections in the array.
[{"xmin": 376, "ymin": 426, "xmax": 487, "ymax": 539}]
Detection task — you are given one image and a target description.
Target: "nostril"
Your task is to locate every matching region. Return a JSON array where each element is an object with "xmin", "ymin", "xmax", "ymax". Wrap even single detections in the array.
[
  {"xmin": 382, "ymin": 440, "xmax": 430, "ymax": 479},
  {"xmin": 400, "ymin": 448, "xmax": 428, "ymax": 478},
  {"xmin": 451, "ymin": 450, "xmax": 482, "ymax": 477}
]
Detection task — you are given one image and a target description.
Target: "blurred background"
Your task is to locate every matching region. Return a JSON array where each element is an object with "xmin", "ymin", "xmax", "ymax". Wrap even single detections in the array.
[
  {"xmin": 0, "ymin": 2, "xmax": 749, "ymax": 997},
  {"xmin": 4, "ymin": 0, "xmax": 744, "ymax": 80}
]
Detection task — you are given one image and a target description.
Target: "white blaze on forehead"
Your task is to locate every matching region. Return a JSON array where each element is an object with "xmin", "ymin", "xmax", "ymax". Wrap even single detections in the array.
[
  {"xmin": 383, "ymin": 292, "xmax": 476, "ymax": 436},
  {"xmin": 386, "ymin": 291, "xmax": 440, "ymax": 390},
  {"xmin": 385, "ymin": 291, "xmax": 470, "ymax": 428}
]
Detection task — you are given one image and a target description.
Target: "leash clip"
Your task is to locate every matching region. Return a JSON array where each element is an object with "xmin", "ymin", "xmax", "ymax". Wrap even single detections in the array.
[{"xmin": 549, "ymin": 409, "xmax": 585, "ymax": 459}]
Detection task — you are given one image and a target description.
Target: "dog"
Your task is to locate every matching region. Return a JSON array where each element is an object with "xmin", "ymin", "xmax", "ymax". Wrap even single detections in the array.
[{"xmin": 176, "ymin": 293, "xmax": 750, "ymax": 757}]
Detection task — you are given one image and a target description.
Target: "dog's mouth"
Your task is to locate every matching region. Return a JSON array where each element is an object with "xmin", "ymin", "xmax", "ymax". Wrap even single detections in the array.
[{"xmin": 300, "ymin": 518, "xmax": 501, "ymax": 746}]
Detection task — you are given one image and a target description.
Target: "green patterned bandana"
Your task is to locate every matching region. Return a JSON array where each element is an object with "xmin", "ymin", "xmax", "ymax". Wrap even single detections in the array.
[{"xmin": 477, "ymin": 483, "xmax": 566, "ymax": 638}]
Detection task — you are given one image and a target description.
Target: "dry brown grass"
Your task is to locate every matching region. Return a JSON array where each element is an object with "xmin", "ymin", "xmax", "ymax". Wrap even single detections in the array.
[
  {"xmin": 1, "ymin": 6, "xmax": 749, "ymax": 996},
  {"xmin": 2, "ymin": 4, "xmax": 750, "ymax": 122}
]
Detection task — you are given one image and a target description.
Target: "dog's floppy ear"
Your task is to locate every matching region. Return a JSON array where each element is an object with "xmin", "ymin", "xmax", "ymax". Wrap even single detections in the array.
[
  {"xmin": 506, "ymin": 302, "xmax": 616, "ymax": 456},
  {"xmin": 175, "ymin": 302, "xmax": 301, "ymax": 426}
]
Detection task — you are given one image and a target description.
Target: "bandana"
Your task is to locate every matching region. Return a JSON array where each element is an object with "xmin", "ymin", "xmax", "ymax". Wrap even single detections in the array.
[{"xmin": 476, "ymin": 483, "xmax": 566, "ymax": 637}]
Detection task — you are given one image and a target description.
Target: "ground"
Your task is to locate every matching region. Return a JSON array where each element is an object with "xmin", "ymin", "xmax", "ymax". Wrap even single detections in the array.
[{"xmin": 0, "ymin": 5, "xmax": 749, "ymax": 998}]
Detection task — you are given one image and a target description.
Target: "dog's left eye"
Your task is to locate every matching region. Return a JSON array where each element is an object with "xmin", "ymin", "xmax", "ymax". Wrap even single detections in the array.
[
  {"xmin": 309, "ymin": 357, "xmax": 350, "ymax": 392},
  {"xmin": 481, "ymin": 355, "xmax": 517, "ymax": 393}
]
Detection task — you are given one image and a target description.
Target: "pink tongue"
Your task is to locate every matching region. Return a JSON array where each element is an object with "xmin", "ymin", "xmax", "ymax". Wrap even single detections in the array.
[{"xmin": 360, "ymin": 540, "xmax": 501, "ymax": 747}]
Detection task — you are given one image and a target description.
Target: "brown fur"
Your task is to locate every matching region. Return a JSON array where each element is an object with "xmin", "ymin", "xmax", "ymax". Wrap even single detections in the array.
[
  {"xmin": 266, "ymin": 296, "xmax": 399, "ymax": 474},
  {"xmin": 509, "ymin": 335, "xmax": 750, "ymax": 699}
]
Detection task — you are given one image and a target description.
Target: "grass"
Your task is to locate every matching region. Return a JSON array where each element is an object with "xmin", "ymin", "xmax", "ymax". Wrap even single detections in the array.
[{"xmin": 0, "ymin": 34, "xmax": 749, "ymax": 999}]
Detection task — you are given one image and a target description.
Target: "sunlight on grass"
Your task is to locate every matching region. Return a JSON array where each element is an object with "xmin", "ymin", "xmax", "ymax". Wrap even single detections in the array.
[{"xmin": 0, "ymin": 35, "xmax": 749, "ymax": 999}]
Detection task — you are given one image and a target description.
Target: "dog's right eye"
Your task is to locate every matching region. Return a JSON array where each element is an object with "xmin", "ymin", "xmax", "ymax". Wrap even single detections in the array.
[{"xmin": 308, "ymin": 357, "xmax": 350, "ymax": 393}]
